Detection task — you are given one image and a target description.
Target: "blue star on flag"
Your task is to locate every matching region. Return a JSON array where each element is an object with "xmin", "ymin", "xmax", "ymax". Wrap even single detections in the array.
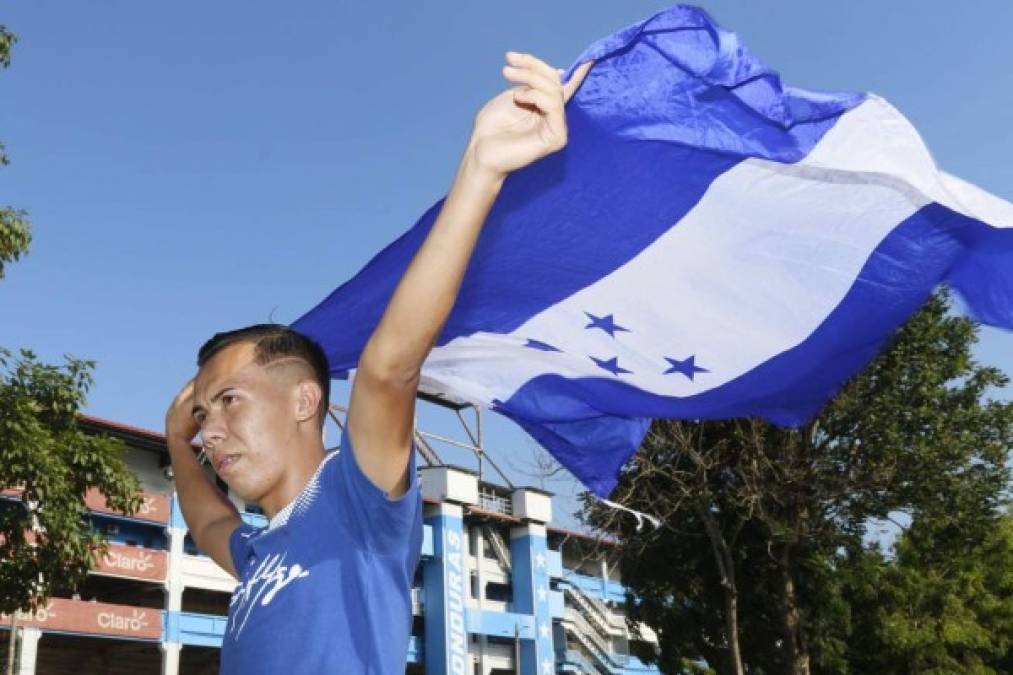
[
  {"xmin": 584, "ymin": 312, "xmax": 630, "ymax": 337},
  {"xmin": 664, "ymin": 355, "xmax": 709, "ymax": 380},
  {"xmin": 591, "ymin": 355, "xmax": 632, "ymax": 376}
]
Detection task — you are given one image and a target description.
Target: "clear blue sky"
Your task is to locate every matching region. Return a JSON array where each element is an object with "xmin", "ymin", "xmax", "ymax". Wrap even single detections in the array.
[{"xmin": 3, "ymin": 1, "xmax": 1011, "ymax": 527}]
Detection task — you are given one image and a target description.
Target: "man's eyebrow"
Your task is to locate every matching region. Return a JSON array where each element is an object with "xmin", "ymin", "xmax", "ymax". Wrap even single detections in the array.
[{"xmin": 190, "ymin": 384, "xmax": 239, "ymax": 416}]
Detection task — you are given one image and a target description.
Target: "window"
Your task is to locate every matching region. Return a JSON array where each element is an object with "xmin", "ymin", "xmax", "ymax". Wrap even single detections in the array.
[
  {"xmin": 183, "ymin": 533, "xmax": 201, "ymax": 556},
  {"xmin": 485, "ymin": 581, "xmax": 513, "ymax": 603}
]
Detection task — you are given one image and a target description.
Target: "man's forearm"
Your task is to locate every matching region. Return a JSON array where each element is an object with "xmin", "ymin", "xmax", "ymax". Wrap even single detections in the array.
[
  {"xmin": 167, "ymin": 434, "xmax": 238, "ymax": 537},
  {"xmin": 360, "ymin": 145, "xmax": 504, "ymax": 380}
]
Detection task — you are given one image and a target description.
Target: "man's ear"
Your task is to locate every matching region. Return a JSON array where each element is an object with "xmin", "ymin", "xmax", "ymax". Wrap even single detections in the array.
[{"xmin": 294, "ymin": 379, "xmax": 323, "ymax": 424}]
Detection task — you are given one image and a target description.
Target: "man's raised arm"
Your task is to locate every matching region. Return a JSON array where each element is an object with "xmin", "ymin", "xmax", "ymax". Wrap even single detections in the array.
[
  {"xmin": 165, "ymin": 379, "xmax": 242, "ymax": 579},
  {"xmin": 347, "ymin": 54, "xmax": 593, "ymax": 497}
]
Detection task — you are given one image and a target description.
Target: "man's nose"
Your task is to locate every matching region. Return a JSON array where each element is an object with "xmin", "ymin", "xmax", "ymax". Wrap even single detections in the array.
[{"xmin": 202, "ymin": 412, "xmax": 228, "ymax": 449}]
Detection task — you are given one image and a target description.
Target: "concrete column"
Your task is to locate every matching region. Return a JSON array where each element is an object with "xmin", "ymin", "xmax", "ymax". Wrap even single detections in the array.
[
  {"xmin": 162, "ymin": 495, "xmax": 186, "ymax": 675},
  {"xmin": 15, "ymin": 627, "xmax": 40, "ymax": 675},
  {"xmin": 473, "ymin": 525, "xmax": 488, "ymax": 675},
  {"xmin": 165, "ymin": 527, "xmax": 185, "ymax": 612},
  {"xmin": 166, "ymin": 494, "xmax": 186, "ymax": 613},
  {"xmin": 160, "ymin": 642, "xmax": 181, "ymax": 675},
  {"xmin": 510, "ymin": 523, "xmax": 553, "ymax": 675},
  {"xmin": 423, "ymin": 502, "xmax": 468, "ymax": 675}
]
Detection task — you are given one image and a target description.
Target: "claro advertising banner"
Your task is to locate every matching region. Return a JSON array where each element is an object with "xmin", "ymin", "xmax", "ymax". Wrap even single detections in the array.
[
  {"xmin": 1, "ymin": 598, "xmax": 162, "ymax": 639},
  {"xmin": 93, "ymin": 542, "xmax": 168, "ymax": 582},
  {"xmin": 2, "ymin": 486, "xmax": 170, "ymax": 525}
]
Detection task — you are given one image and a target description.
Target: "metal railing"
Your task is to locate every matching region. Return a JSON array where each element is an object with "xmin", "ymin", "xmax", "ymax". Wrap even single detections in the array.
[
  {"xmin": 328, "ymin": 401, "xmax": 515, "ymax": 487},
  {"xmin": 563, "ymin": 607, "xmax": 627, "ymax": 671},
  {"xmin": 478, "ymin": 488, "xmax": 513, "ymax": 516},
  {"xmin": 559, "ymin": 648, "xmax": 600, "ymax": 674},
  {"xmin": 563, "ymin": 619, "xmax": 611, "ymax": 674},
  {"xmin": 482, "ymin": 524, "xmax": 512, "ymax": 573},
  {"xmin": 563, "ymin": 581, "xmax": 626, "ymax": 636}
]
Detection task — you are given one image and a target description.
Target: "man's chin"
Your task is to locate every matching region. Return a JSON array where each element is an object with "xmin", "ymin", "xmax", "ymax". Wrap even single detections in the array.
[
  {"xmin": 216, "ymin": 466, "xmax": 270, "ymax": 510},
  {"xmin": 226, "ymin": 480, "xmax": 264, "ymax": 507}
]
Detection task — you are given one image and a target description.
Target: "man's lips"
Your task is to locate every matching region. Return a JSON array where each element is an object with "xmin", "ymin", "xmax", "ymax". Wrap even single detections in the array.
[{"xmin": 214, "ymin": 453, "xmax": 241, "ymax": 473}]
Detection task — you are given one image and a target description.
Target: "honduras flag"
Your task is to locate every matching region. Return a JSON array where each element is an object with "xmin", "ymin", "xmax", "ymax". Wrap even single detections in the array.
[{"xmin": 293, "ymin": 5, "xmax": 1013, "ymax": 498}]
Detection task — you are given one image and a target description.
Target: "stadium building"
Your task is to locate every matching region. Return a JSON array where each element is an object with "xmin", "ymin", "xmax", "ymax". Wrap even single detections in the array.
[{"xmin": 1, "ymin": 407, "xmax": 661, "ymax": 674}]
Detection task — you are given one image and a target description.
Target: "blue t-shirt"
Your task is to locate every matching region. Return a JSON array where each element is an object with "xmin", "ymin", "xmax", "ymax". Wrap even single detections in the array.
[{"xmin": 221, "ymin": 426, "xmax": 424, "ymax": 674}]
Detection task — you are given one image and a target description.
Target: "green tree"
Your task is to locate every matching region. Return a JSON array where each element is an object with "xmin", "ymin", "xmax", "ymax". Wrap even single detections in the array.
[
  {"xmin": 581, "ymin": 289, "xmax": 1013, "ymax": 675},
  {"xmin": 0, "ymin": 350, "xmax": 143, "ymax": 615},
  {"xmin": 0, "ymin": 25, "xmax": 31, "ymax": 280},
  {"xmin": 0, "ymin": 23, "xmax": 142, "ymax": 623},
  {"xmin": 843, "ymin": 513, "xmax": 1013, "ymax": 674}
]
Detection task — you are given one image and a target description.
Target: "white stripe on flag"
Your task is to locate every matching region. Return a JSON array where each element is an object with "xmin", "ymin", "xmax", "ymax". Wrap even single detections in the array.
[{"xmin": 417, "ymin": 96, "xmax": 1011, "ymax": 406}]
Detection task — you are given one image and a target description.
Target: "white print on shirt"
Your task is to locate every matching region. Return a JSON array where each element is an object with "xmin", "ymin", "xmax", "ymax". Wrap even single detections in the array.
[{"xmin": 228, "ymin": 551, "xmax": 310, "ymax": 639}]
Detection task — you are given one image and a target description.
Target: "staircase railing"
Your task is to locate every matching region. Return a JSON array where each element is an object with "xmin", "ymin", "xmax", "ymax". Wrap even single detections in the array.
[
  {"xmin": 482, "ymin": 524, "xmax": 512, "ymax": 573},
  {"xmin": 563, "ymin": 606, "xmax": 627, "ymax": 671},
  {"xmin": 562, "ymin": 581, "xmax": 625, "ymax": 637}
]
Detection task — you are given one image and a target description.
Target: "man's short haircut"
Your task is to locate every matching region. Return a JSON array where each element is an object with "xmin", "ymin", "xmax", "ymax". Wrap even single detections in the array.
[{"xmin": 197, "ymin": 324, "xmax": 331, "ymax": 428}]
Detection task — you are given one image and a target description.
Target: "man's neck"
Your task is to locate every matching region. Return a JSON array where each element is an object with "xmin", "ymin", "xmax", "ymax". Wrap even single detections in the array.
[{"xmin": 259, "ymin": 436, "xmax": 327, "ymax": 520}]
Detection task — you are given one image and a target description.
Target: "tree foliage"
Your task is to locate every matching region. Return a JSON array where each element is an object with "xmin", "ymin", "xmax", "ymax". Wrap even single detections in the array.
[
  {"xmin": 842, "ymin": 514, "xmax": 1013, "ymax": 674},
  {"xmin": 0, "ymin": 350, "xmax": 144, "ymax": 614},
  {"xmin": 0, "ymin": 25, "xmax": 142, "ymax": 615},
  {"xmin": 580, "ymin": 289, "xmax": 1013, "ymax": 674},
  {"xmin": 0, "ymin": 24, "xmax": 31, "ymax": 279}
]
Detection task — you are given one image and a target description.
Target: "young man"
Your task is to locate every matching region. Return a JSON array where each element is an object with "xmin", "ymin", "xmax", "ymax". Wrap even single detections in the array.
[{"xmin": 164, "ymin": 53, "xmax": 593, "ymax": 673}]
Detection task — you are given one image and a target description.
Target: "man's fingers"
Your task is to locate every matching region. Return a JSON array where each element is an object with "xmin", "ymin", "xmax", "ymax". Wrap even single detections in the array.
[
  {"xmin": 503, "ymin": 52, "xmax": 593, "ymax": 105},
  {"xmin": 562, "ymin": 60, "xmax": 594, "ymax": 103},
  {"xmin": 513, "ymin": 87, "xmax": 563, "ymax": 118},
  {"xmin": 170, "ymin": 378, "xmax": 194, "ymax": 408},
  {"xmin": 503, "ymin": 65, "xmax": 562, "ymax": 103},
  {"xmin": 180, "ymin": 379, "xmax": 195, "ymax": 404},
  {"xmin": 506, "ymin": 51, "xmax": 560, "ymax": 84}
]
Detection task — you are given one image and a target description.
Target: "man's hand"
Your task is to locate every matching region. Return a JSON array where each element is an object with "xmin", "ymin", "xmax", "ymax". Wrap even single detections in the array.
[
  {"xmin": 466, "ymin": 53, "xmax": 594, "ymax": 181},
  {"xmin": 166, "ymin": 377, "xmax": 199, "ymax": 444}
]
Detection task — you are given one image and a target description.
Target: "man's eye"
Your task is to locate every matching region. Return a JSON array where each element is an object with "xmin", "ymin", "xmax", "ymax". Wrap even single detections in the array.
[{"xmin": 223, "ymin": 395, "xmax": 237, "ymax": 406}]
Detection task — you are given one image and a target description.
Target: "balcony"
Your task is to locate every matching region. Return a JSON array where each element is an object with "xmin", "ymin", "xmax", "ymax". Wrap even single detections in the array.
[
  {"xmin": 478, "ymin": 488, "xmax": 513, "ymax": 516},
  {"xmin": 165, "ymin": 610, "xmax": 229, "ymax": 647},
  {"xmin": 179, "ymin": 554, "xmax": 237, "ymax": 593}
]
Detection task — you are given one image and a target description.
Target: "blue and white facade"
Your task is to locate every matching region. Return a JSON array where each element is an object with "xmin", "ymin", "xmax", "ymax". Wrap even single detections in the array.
[{"xmin": 2, "ymin": 415, "xmax": 661, "ymax": 674}]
